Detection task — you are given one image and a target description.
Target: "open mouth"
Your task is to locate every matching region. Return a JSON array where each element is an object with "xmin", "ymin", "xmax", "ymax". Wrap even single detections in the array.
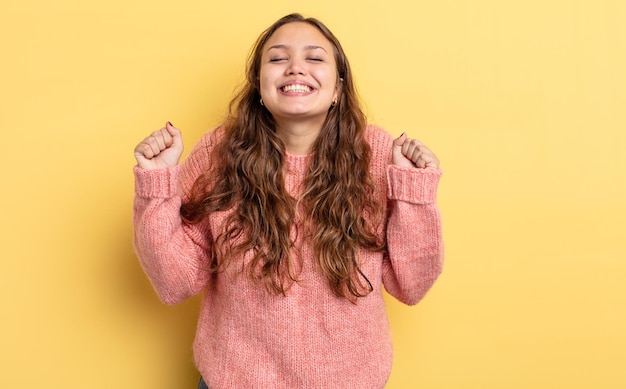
[{"xmin": 281, "ymin": 84, "xmax": 313, "ymax": 93}]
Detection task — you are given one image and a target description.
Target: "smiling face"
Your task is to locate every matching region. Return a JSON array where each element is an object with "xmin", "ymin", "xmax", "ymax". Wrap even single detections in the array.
[{"xmin": 259, "ymin": 22, "xmax": 340, "ymax": 128}]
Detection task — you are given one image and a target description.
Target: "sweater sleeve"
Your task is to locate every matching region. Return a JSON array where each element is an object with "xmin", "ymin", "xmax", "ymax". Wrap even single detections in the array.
[
  {"xmin": 132, "ymin": 134, "xmax": 214, "ymax": 305},
  {"xmin": 382, "ymin": 165, "xmax": 444, "ymax": 306}
]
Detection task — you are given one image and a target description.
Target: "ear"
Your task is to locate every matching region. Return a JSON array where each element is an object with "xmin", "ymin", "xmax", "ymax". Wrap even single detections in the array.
[{"xmin": 334, "ymin": 77, "xmax": 344, "ymax": 101}]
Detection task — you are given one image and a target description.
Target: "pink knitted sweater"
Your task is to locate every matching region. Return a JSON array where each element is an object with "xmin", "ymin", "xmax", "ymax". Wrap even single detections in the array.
[{"xmin": 133, "ymin": 125, "xmax": 443, "ymax": 389}]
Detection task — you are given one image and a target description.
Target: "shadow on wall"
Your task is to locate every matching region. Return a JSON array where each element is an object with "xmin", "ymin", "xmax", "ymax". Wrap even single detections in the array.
[
  {"xmin": 107, "ymin": 207, "xmax": 202, "ymax": 387},
  {"xmin": 99, "ymin": 59, "xmax": 242, "ymax": 386}
]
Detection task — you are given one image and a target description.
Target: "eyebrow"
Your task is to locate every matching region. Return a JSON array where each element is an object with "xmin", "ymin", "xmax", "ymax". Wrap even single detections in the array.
[{"xmin": 267, "ymin": 44, "xmax": 328, "ymax": 53}]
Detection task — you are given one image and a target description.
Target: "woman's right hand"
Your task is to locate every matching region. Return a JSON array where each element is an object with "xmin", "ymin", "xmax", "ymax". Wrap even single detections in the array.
[{"xmin": 134, "ymin": 122, "xmax": 184, "ymax": 170}]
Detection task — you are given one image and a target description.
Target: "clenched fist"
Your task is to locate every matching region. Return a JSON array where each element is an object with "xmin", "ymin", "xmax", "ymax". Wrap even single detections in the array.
[
  {"xmin": 392, "ymin": 133, "xmax": 440, "ymax": 169},
  {"xmin": 134, "ymin": 122, "xmax": 184, "ymax": 170}
]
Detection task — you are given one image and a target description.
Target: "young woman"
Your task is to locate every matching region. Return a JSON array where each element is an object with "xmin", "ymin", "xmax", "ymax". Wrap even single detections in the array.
[{"xmin": 133, "ymin": 13, "xmax": 443, "ymax": 389}]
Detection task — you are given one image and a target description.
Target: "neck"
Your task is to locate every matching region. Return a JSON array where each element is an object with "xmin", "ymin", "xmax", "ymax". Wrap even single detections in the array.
[{"xmin": 274, "ymin": 117, "xmax": 325, "ymax": 155}]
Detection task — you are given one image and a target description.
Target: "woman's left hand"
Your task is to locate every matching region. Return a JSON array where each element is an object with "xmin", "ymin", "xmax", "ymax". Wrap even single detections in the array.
[{"xmin": 392, "ymin": 133, "xmax": 440, "ymax": 169}]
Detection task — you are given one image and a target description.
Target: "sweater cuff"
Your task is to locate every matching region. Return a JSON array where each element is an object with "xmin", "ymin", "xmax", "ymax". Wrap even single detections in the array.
[
  {"xmin": 134, "ymin": 165, "xmax": 181, "ymax": 198},
  {"xmin": 386, "ymin": 166, "xmax": 442, "ymax": 204}
]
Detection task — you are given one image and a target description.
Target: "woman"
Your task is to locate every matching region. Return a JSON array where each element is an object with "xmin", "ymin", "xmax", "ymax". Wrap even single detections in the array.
[{"xmin": 133, "ymin": 13, "xmax": 443, "ymax": 389}]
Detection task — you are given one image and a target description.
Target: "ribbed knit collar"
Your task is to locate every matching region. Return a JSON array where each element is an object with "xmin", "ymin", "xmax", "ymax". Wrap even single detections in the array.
[{"xmin": 284, "ymin": 151, "xmax": 315, "ymax": 177}]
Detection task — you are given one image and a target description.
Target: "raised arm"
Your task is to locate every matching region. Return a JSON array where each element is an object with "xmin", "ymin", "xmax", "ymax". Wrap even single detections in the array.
[
  {"xmin": 132, "ymin": 122, "xmax": 213, "ymax": 305},
  {"xmin": 381, "ymin": 133, "xmax": 444, "ymax": 305}
]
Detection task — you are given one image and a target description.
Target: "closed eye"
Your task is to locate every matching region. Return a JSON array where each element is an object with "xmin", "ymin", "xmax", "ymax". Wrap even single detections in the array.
[{"xmin": 269, "ymin": 58, "xmax": 287, "ymax": 62}]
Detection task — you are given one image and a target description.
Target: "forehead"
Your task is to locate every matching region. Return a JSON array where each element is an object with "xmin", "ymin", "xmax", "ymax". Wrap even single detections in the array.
[{"xmin": 264, "ymin": 22, "xmax": 333, "ymax": 51}]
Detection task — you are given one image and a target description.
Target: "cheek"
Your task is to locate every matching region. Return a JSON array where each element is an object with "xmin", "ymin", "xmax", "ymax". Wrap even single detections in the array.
[
  {"xmin": 322, "ymin": 76, "xmax": 339, "ymax": 96},
  {"xmin": 316, "ymin": 67, "xmax": 338, "ymax": 89},
  {"xmin": 259, "ymin": 69, "xmax": 277, "ymax": 95}
]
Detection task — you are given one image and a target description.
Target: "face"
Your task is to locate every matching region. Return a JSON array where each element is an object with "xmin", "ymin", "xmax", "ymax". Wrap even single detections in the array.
[{"xmin": 259, "ymin": 22, "xmax": 340, "ymax": 126}]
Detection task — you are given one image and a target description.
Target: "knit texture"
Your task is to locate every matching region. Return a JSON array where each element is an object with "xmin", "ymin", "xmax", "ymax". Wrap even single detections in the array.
[{"xmin": 133, "ymin": 125, "xmax": 443, "ymax": 389}]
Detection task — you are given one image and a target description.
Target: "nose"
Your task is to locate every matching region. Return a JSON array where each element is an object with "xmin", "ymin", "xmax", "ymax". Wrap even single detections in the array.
[{"xmin": 286, "ymin": 58, "xmax": 306, "ymax": 75}]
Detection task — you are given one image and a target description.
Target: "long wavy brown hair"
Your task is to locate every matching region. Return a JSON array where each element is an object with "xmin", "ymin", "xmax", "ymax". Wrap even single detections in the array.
[{"xmin": 181, "ymin": 13, "xmax": 385, "ymax": 300}]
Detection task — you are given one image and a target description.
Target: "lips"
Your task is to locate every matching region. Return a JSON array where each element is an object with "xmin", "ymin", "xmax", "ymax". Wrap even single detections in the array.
[
  {"xmin": 279, "ymin": 81, "xmax": 315, "ymax": 94},
  {"xmin": 282, "ymin": 84, "xmax": 312, "ymax": 92}
]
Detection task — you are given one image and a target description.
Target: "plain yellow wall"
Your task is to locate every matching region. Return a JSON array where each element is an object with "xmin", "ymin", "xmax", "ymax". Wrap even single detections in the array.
[{"xmin": 1, "ymin": 0, "xmax": 625, "ymax": 388}]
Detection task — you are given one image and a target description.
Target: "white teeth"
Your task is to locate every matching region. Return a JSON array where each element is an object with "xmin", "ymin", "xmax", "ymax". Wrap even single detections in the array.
[{"xmin": 282, "ymin": 84, "xmax": 312, "ymax": 93}]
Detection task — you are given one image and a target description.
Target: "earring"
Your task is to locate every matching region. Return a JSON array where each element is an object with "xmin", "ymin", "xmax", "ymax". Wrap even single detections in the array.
[
  {"xmin": 331, "ymin": 97, "xmax": 338, "ymax": 107},
  {"xmin": 260, "ymin": 98, "xmax": 264, "ymax": 106}
]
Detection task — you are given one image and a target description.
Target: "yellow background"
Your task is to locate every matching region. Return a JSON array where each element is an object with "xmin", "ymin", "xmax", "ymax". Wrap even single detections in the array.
[{"xmin": 1, "ymin": 0, "xmax": 624, "ymax": 388}]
